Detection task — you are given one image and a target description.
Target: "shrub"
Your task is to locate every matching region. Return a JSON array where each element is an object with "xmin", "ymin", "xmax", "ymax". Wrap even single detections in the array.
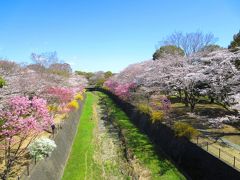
[
  {"xmin": 173, "ymin": 122, "xmax": 199, "ymax": 140},
  {"xmin": 150, "ymin": 101, "xmax": 162, "ymax": 110},
  {"xmin": 95, "ymin": 78, "xmax": 105, "ymax": 87},
  {"xmin": 67, "ymin": 100, "xmax": 79, "ymax": 110},
  {"xmin": 28, "ymin": 137, "xmax": 57, "ymax": 160},
  {"xmin": 0, "ymin": 76, "xmax": 6, "ymax": 88},
  {"xmin": 48, "ymin": 104, "xmax": 59, "ymax": 114},
  {"xmin": 150, "ymin": 96, "xmax": 171, "ymax": 113},
  {"xmin": 150, "ymin": 110, "xmax": 165, "ymax": 123},
  {"xmin": 160, "ymin": 96, "xmax": 171, "ymax": 112},
  {"xmin": 137, "ymin": 103, "xmax": 151, "ymax": 114},
  {"xmin": 74, "ymin": 93, "xmax": 83, "ymax": 101}
]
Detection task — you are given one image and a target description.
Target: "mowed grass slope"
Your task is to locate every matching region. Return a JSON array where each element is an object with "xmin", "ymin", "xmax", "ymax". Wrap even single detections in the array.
[
  {"xmin": 99, "ymin": 92, "xmax": 186, "ymax": 180},
  {"xmin": 62, "ymin": 92, "xmax": 97, "ymax": 180},
  {"xmin": 62, "ymin": 92, "xmax": 185, "ymax": 180}
]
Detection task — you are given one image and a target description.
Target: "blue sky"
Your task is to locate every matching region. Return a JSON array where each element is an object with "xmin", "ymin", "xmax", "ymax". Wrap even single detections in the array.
[{"xmin": 0, "ymin": 0, "xmax": 239, "ymax": 72}]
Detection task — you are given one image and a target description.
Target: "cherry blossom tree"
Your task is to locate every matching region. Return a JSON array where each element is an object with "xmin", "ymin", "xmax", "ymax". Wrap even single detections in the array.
[
  {"xmin": 0, "ymin": 58, "xmax": 87, "ymax": 178},
  {"xmin": 31, "ymin": 51, "xmax": 59, "ymax": 68},
  {"xmin": 114, "ymin": 82, "xmax": 136, "ymax": 100},
  {"xmin": 104, "ymin": 79, "xmax": 136, "ymax": 100},
  {"xmin": 0, "ymin": 60, "xmax": 20, "ymax": 76},
  {"xmin": 108, "ymin": 48, "xmax": 240, "ymax": 117},
  {"xmin": 49, "ymin": 63, "xmax": 72, "ymax": 74},
  {"xmin": 194, "ymin": 49, "xmax": 240, "ymax": 110},
  {"xmin": 45, "ymin": 87, "xmax": 74, "ymax": 114},
  {"xmin": 0, "ymin": 96, "xmax": 53, "ymax": 179},
  {"xmin": 104, "ymin": 79, "xmax": 118, "ymax": 92}
]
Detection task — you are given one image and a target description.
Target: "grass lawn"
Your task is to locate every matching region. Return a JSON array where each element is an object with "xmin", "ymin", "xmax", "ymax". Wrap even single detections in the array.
[
  {"xmin": 170, "ymin": 98, "xmax": 240, "ymax": 170},
  {"xmin": 99, "ymin": 92, "xmax": 186, "ymax": 180},
  {"xmin": 62, "ymin": 92, "xmax": 97, "ymax": 180}
]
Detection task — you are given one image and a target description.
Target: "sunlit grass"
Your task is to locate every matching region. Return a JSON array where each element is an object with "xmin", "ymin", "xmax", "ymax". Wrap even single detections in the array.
[
  {"xmin": 62, "ymin": 92, "xmax": 97, "ymax": 180},
  {"xmin": 99, "ymin": 92, "xmax": 185, "ymax": 180}
]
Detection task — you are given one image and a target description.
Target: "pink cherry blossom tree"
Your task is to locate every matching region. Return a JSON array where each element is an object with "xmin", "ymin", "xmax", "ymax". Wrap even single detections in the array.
[
  {"xmin": 104, "ymin": 79, "xmax": 136, "ymax": 100},
  {"xmin": 45, "ymin": 87, "xmax": 74, "ymax": 105},
  {"xmin": 108, "ymin": 48, "xmax": 240, "ymax": 121},
  {"xmin": 0, "ymin": 96, "xmax": 53, "ymax": 179}
]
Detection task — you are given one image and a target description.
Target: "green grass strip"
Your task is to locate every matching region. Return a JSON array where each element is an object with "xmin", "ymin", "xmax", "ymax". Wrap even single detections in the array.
[
  {"xmin": 99, "ymin": 92, "xmax": 186, "ymax": 180},
  {"xmin": 62, "ymin": 92, "xmax": 96, "ymax": 180}
]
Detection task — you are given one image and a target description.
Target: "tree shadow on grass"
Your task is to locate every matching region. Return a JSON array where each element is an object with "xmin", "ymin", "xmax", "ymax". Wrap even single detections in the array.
[
  {"xmin": 126, "ymin": 127, "xmax": 183, "ymax": 177},
  {"xmin": 98, "ymin": 95, "xmax": 184, "ymax": 178}
]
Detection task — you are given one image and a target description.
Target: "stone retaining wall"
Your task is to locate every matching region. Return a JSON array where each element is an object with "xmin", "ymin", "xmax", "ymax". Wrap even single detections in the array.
[{"xmin": 21, "ymin": 97, "xmax": 85, "ymax": 180}]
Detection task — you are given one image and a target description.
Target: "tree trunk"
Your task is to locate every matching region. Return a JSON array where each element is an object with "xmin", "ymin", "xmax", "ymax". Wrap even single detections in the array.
[
  {"xmin": 209, "ymin": 96, "xmax": 214, "ymax": 103},
  {"xmin": 2, "ymin": 159, "xmax": 13, "ymax": 180},
  {"xmin": 178, "ymin": 89, "xmax": 182, "ymax": 102},
  {"xmin": 190, "ymin": 103, "xmax": 195, "ymax": 112},
  {"xmin": 184, "ymin": 91, "xmax": 189, "ymax": 107},
  {"xmin": 188, "ymin": 93, "xmax": 196, "ymax": 112}
]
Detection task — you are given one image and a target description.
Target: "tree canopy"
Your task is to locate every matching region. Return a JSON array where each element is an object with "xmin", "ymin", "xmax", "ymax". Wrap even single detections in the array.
[
  {"xmin": 228, "ymin": 30, "xmax": 240, "ymax": 49},
  {"xmin": 162, "ymin": 31, "xmax": 218, "ymax": 56},
  {"xmin": 153, "ymin": 45, "xmax": 184, "ymax": 60},
  {"xmin": 0, "ymin": 76, "xmax": 6, "ymax": 88}
]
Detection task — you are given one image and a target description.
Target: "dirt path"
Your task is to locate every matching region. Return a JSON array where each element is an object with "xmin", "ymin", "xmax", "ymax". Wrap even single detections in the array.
[{"xmin": 91, "ymin": 94, "xmax": 150, "ymax": 180}]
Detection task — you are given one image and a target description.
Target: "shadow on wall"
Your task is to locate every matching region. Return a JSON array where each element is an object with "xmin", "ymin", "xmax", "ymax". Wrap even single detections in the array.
[{"xmin": 87, "ymin": 88, "xmax": 240, "ymax": 180}]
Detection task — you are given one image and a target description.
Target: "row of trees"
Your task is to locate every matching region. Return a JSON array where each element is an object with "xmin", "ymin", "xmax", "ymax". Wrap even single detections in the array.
[
  {"xmin": 0, "ymin": 52, "xmax": 88, "ymax": 107},
  {"xmin": 30, "ymin": 52, "xmax": 72, "ymax": 76},
  {"xmin": 76, "ymin": 70, "xmax": 113, "ymax": 87},
  {"xmin": 0, "ymin": 85, "xmax": 85, "ymax": 179},
  {"xmin": 107, "ymin": 46, "xmax": 240, "ymax": 116},
  {"xmin": 148, "ymin": 50, "xmax": 240, "ymax": 111},
  {"xmin": 0, "ymin": 55, "xmax": 87, "ymax": 179}
]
